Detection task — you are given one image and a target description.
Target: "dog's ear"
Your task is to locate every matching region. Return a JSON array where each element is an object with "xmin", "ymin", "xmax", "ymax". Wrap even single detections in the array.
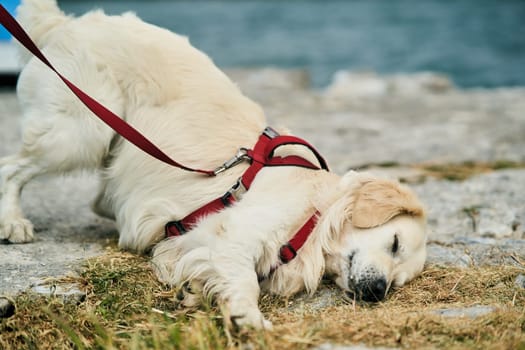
[
  {"xmin": 351, "ymin": 179, "xmax": 424, "ymax": 229},
  {"xmin": 315, "ymin": 171, "xmax": 361, "ymax": 249}
]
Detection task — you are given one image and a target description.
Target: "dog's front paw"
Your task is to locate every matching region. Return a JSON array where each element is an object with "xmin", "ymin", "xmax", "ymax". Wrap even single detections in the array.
[
  {"xmin": 231, "ymin": 312, "xmax": 273, "ymax": 330},
  {"xmin": 230, "ymin": 307, "xmax": 273, "ymax": 330},
  {"xmin": 0, "ymin": 217, "xmax": 34, "ymax": 243}
]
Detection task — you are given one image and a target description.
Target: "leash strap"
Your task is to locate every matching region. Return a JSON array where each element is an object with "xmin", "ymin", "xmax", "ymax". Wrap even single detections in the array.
[{"xmin": 0, "ymin": 4, "xmax": 215, "ymax": 176}]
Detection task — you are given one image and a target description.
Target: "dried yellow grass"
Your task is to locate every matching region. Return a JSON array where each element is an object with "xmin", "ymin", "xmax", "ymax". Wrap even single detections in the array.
[{"xmin": 1, "ymin": 251, "xmax": 524, "ymax": 349}]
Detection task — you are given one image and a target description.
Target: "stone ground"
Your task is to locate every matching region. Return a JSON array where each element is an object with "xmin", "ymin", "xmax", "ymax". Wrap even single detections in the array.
[{"xmin": 1, "ymin": 69, "xmax": 524, "ymax": 313}]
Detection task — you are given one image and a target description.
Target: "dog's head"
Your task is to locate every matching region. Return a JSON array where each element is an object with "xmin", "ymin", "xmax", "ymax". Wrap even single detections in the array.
[{"xmin": 320, "ymin": 171, "xmax": 427, "ymax": 302}]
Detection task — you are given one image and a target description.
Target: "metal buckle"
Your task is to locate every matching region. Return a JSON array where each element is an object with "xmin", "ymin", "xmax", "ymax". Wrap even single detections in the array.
[
  {"xmin": 224, "ymin": 178, "xmax": 247, "ymax": 202},
  {"xmin": 263, "ymin": 126, "xmax": 279, "ymax": 139},
  {"xmin": 213, "ymin": 148, "xmax": 250, "ymax": 175}
]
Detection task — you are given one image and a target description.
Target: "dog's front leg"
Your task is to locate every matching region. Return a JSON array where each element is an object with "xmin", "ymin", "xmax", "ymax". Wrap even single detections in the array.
[{"xmin": 211, "ymin": 252, "xmax": 272, "ymax": 330}]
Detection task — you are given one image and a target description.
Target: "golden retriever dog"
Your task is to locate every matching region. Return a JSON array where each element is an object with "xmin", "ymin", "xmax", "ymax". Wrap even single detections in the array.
[{"xmin": 0, "ymin": 0, "xmax": 427, "ymax": 329}]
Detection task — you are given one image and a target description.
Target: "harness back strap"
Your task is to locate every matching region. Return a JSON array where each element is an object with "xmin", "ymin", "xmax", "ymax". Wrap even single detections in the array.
[
  {"xmin": 0, "ymin": 4, "xmax": 215, "ymax": 176},
  {"xmin": 242, "ymin": 133, "xmax": 328, "ymax": 189}
]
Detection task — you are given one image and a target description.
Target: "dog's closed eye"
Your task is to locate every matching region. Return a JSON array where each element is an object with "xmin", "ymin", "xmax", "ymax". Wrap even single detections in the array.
[{"xmin": 391, "ymin": 234, "xmax": 399, "ymax": 255}]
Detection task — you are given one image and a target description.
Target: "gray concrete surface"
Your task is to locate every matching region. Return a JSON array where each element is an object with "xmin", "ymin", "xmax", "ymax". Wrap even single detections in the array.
[{"xmin": 1, "ymin": 69, "xmax": 524, "ymax": 297}]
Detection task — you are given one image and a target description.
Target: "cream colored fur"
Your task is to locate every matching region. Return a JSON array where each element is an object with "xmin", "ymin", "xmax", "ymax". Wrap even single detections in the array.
[{"xmin": 0, "ymin": 0, "xmax": 427, "ymax": 329}]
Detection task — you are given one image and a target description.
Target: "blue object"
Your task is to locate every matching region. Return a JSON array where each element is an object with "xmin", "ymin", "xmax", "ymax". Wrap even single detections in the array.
[{"xmin": 0, "ymin": 0, "xmax": 20, "ymax": 40}]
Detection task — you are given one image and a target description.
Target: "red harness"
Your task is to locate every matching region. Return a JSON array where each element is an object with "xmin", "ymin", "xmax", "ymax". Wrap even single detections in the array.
[
  {"xmin": 165, "ymin": 127, "xmax": 329, "ymax": 264},
  {"xmin": 0, "ymin": 5, "xmax": 329, "ymax": 266}
]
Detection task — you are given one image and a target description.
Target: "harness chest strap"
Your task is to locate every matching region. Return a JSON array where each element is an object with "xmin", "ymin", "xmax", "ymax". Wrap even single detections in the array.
[
  {"xmin": 277, "ymin": 211, "xmax": 320, "ymax": 264},
  {"xmin": 165, "ymin": 128, "xmax": 328, "ymax": 264}
]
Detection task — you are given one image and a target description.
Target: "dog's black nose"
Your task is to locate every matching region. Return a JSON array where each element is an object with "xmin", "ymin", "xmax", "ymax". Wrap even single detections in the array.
[{"xmin": 360, "ymin": 278, "xmax": 387, "ymax": 302}]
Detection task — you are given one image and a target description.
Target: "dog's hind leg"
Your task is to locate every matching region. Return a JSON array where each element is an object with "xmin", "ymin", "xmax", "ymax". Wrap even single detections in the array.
[
  {"xmin": 0, "ymin": 131, "xmax": 111, "ymax": 243},
  {"xmin": 0, "ymin": 55, "xmax": 122, "ymax": 243},
  {"xmin": 0, "ymin": 122, "xmax": 114, "ymax": 243}
]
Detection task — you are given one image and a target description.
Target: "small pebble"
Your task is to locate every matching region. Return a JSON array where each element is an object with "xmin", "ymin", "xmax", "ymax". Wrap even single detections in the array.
[
  {"xmin": 31, "ymin": 282, "xmax": 86, "ymax": 304},
  {"xmin": 0, "ymin": 297, "xmax": 15, "ymax": 318},
  {"xmin": 432, "ymin": 305, "xmax": 496, "ymax": 318}
]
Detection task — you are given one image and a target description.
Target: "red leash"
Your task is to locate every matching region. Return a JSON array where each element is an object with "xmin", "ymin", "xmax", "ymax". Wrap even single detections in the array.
[{"xmin": 0, "ymin": 4, "xmax": 215, "ymax": 176}]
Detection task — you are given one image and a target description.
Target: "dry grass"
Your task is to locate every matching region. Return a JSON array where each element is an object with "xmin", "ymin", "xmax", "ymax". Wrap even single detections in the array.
[
  {"xmin": 1, "ymin": 251, "xmax": 524, "ymax": 349},
  {"xmin": 358, "ymin": 160, "xmax": 525, "ymax": 182},
  {"xmin": 418, "ymin": 160, "xmax": 525, "ymax": 181}
]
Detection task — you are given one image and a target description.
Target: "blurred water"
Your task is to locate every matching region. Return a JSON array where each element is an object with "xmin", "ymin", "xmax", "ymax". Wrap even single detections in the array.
[
  {"xmin": 0, "ymin": 0, "xmax": 19, "ymax": 39},
  {"xmin": 58, "ymin": 0, "xmax": 525, "ymax": 87}
]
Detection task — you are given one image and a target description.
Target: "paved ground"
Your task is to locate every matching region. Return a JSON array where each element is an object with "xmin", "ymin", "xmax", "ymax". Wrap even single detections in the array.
[{"xmin": 1, "ymin": 69, "xmax": 524, "ymax": 296}]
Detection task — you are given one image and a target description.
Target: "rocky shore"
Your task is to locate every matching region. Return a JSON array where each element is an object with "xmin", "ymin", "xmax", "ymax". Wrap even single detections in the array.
[{"xmin": 1, "ymin": 69, "xmax": 524, "ymax": 298}]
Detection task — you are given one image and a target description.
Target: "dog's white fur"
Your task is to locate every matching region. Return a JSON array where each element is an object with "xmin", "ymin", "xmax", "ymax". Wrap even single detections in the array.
[{"xmin": 0, "ymin": 0, "xmax": 427, "ymax": 329}]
